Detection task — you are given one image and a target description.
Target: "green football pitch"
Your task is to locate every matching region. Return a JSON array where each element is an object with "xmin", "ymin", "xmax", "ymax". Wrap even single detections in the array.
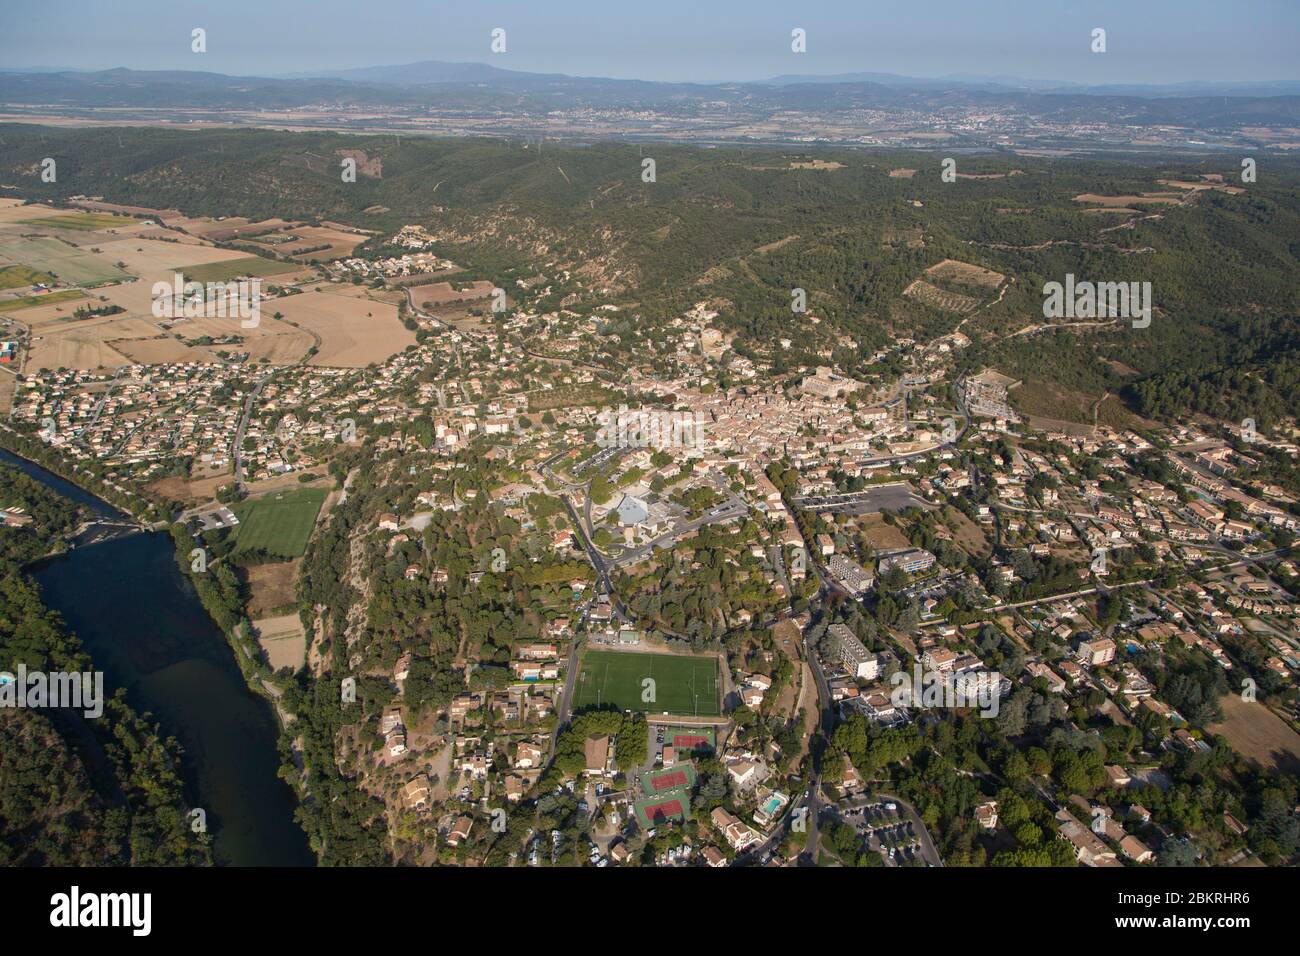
[
  {"xmin": 231, "ymin": 487, "xmax": 327, "ymax": 559},
  {"xmin": 574, "ymin": 650, "xmax": 720, "ymax": 716}
]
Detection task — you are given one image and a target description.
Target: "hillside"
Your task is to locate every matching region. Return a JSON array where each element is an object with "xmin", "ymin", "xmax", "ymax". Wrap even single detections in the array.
[{"xmin": 2, "ymin": 124, "xmax": 1298, "ymax": 426}]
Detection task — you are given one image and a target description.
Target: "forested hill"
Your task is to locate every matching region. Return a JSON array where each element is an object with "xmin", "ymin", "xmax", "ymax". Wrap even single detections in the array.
[{"xmin": 3, "ymin": 124, "xmax": 1298, "ymax": 430}]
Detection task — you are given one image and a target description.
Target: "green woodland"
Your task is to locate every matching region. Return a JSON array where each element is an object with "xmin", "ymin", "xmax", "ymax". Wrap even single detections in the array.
[{"xmin": 3, "ymin": 124, "xmax": 1296, "ymax": 431}]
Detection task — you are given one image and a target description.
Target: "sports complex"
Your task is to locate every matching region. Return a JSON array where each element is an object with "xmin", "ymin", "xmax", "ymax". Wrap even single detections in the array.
[
  {"xmin": 633, "ymin": 763, "xmax": 697, "ymax": 828},
  {"xmin": 573, "ymin": 649, "xmax": 720, "ymax": 716}
]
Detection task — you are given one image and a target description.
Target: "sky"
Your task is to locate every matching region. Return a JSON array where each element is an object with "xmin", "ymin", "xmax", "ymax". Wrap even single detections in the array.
[{"xmin": 2, "ymin": 0, "xmax": 1296, "ymax": 85}]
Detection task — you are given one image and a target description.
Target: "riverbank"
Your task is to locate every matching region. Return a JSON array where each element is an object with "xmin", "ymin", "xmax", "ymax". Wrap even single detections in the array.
[
  {"xmin": 3, "ymin": 444, "xmax": 313, "ymax": 866},
  {"xmin": 0, "ymin": 423, "xmax": 155, "ymax": 523},
  {"xmin": 165, "ymin": 521, "xmax": 301, "ymax": 733}
]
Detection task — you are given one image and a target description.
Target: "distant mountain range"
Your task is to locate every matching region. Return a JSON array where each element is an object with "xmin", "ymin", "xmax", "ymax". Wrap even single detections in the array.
[
  {"xmin": 278, "ymin": 60, "xmax": 1300, "ymax": 97},
  {"xmin": 756, "ymin": 72, "xmax": 1300, "ymax": 97},
  {"xmin": 11, "ymin": 60, "xmax": 1296, "ymax": 96},
  {"xmin": 2, "ymin": 62, "xmax": 1297, "ymax": 148}
]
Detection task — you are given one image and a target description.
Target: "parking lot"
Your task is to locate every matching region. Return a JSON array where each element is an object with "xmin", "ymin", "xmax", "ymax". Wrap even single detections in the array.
[{"xmin": 831, "ymin": 801, "xmax": 927, "ymax": 866}]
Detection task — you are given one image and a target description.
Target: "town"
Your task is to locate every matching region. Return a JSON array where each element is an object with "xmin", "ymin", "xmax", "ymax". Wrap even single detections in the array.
[{"xmin": 2, "ymin": 165, "xmax": 1296, "ymax": 870}]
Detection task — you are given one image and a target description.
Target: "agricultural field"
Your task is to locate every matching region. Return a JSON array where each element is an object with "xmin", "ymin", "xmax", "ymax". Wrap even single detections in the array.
[
  {"xmin": 179, "ymin": 217, "xmax": 299, "ymax": 242},
  {"xmin": 902, "ymin": 279, "xmax": 981, "ymax": 314},
  {"xmin": 269, "ymin": 289, "xmax": 416, "ymax": 367},
  {"xmin": 18, "ymin": 304, "xmax": 164, "ymax": 369},
  {"xmin": 0, "ymin": 289, "xmax": 84, "ymax": 313},
  {"xmin": 275, "ymin": 225, "xmax": 366, "ymax": 261},
  {"xmin": 574, "ymin": 649, "xmax": 720, "ymax": 716},
  {"xmin": 110, "ymin": 336, "xmax": 216, "ymax": 365},
  {"xmin": 1073, "ymin": 192, "xmax": 1182, "ymax": 207},
  {"xmin": 0, "ymin": 265, "xmax": 54, "ymax": 290},
  {"xmin": 231, "ymin": 487, "xmax": 327, "ymax": 559},
  {"xmin": 17, "ymin": 306, "xmax": 311, "ymax": 370},
  {"xmin": 923, "ymin": 258, "xmax": 1005, "ymax": 289},
  {"xmin": 0, "ymin": 372, "xmax": 15, "ymax": 416},
  {"xmin": 13, "ymin": 212, "xmax": 139, "ymax": 231},
  {"xmin": 70, "ymin": 199, "xmax": 185, "ymax": 223},
  {"xmin": 93, "ymin": 236, "xmax": 262, "ymax": 281},
  {"xmin": 0, "ymin": 236, "xmax": 130, "ymax": 286},
  {"xmin": 408, "ymin": 279, "xmax": 496, "ymax": 309},
  {"xmin": 176, "ymin": 255, "xmax": 302, "ymax": 284},
  {"xmin": 0, "ymin": 200, "xmax": 67, "ymax": 224}
]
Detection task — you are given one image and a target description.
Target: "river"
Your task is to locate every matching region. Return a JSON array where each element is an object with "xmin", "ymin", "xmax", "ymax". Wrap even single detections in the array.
[{"xmin": 1, "ymin": 448, "xmax": 314, "ymax": 866}]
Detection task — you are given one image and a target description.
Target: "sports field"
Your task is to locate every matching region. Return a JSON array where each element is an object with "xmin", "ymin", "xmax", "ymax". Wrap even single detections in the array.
[
  {"xmin": 640, "ymin": 763, "xmax": 697, "ymax": 795},
  {"xmin": 574, "ymin": 650, "xmax": 720, "ymax": 716},
  {"xmin": 231, "ymin": 487, "xmax": 327, "ymax": 559},
  {"xmin": 661, "ymin": 726, "xmax": 716, "ymax": 754},
  {"xmin": 633, "ymin": 791, "xmax": 691, "ymax": 828},
  {"xmin": 177, "ymin": 256, "xmax": 301, "ymax": 283}
]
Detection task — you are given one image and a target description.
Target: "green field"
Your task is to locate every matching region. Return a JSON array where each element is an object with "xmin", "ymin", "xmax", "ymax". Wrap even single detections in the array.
[
  {"xmin": 0, "ymin": 265, "xmax": 55, "ymax": 290},
  {"xmin": 177, "ymin": 256, "xmax": 301, "ymax": 284},
  {"xmin": 0, "ymin": 236, "xmax": 130, "ymax": 286},
  {"xmin": 574, "ymin": 650, "xmax": 720, "ymax": 716},
  {"xmin": 231, "ymin": 487, "xmax": 327, "ymax": 558},
  {"xmin": 0, "ymin": 289, "xmax": 85, "ymax": 313},
  {"xmin": 15, "ymin": 212, "xmax": 138, "ymax": 231}
]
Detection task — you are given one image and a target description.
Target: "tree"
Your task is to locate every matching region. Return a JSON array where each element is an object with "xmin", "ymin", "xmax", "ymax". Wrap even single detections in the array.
[
  {"xmin": 1158, "ymin": 839, "xmax": 1201, "ymax": 867},
  {"xmin": 589, "ymin": 475, "xmax": 613, "ymax": 505}
]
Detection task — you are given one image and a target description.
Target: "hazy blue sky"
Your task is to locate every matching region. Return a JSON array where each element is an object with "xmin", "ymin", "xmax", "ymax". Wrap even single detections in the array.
[{"xmin": 2, "ymin": 0, "xmax": 1296, "ymax": 84}]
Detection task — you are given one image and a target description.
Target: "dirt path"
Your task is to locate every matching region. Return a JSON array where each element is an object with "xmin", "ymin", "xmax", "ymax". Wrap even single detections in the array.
[{"xmin": 795, "ymin": 662, "xmax": 818, "ymax": 761}]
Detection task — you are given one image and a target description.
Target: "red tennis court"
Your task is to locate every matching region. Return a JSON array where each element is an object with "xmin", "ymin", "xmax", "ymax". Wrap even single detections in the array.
[
  {"xmin": 649, "ymin": 770, "xmax": 688, "ymax": 791},
  {"xmin": 642, "ymin": 798, "xmax": 684, "ymax": 823}
]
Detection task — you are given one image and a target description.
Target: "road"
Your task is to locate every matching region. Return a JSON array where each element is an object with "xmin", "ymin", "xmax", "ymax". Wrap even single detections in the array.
[
  {"xmin": 549, "ymin": 640, "xmax": 583, "ymax": 758},
  {"xmin": 561, "ymin": 494, "xmax": 628, "ymax": 623},
  {"xmin": 231, "ymin": 371, "xmax": 274, "ymax": 491},
  {"xmin": 767, "ymin": 483, "xmax": 837, "ymax": 864}
]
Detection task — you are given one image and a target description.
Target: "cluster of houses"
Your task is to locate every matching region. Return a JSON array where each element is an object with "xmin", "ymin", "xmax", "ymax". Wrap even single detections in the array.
[
  {"xmin": 334, "ymin": 251, "xmax": 456, "ymax": 280},
  {"xmin": 1055, "ymin": 798, "xmax": 1156, "ymax": 867}
]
